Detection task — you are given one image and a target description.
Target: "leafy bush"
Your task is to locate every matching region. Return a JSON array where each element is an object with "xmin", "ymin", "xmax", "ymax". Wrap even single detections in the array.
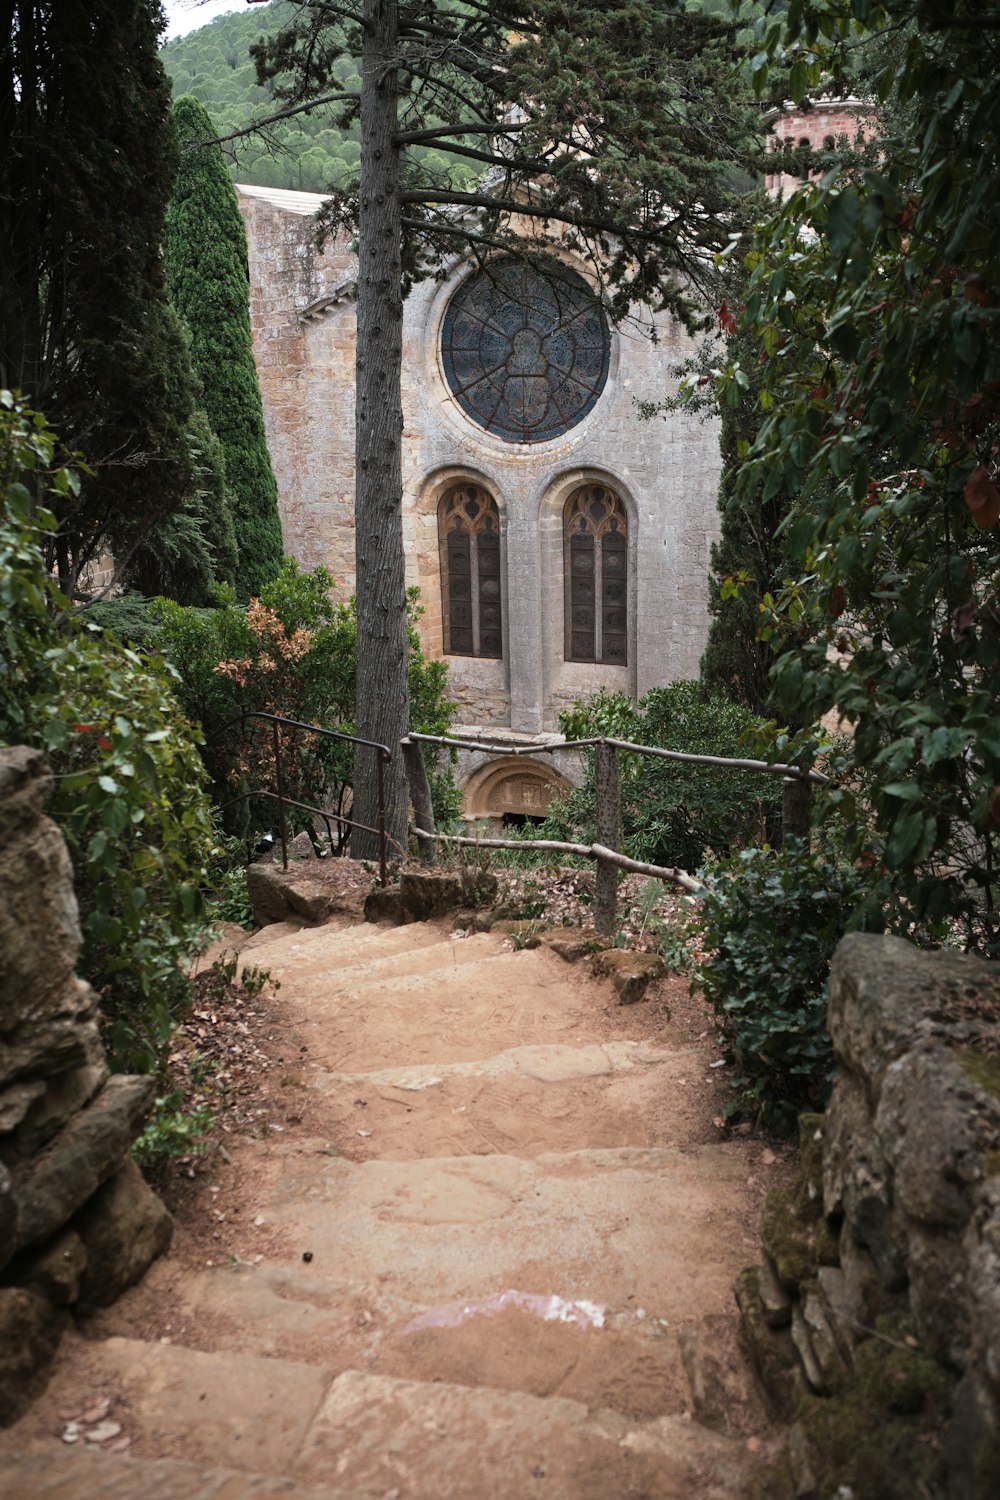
[
  {"xmin": 694, "ymin": 842, "xmax": 868, "ymax": 1133},
  {"xmin": 1, "ymin": 393, "xmax": 218, "ymax": 1074},
  {"xmin": 132, "ymin": 1092, "xmax": 215, "ymax": 1181},
  {"xmin": 148, "ymin": 565, "xmax": 457, "ymax": 844},
  {"xmin": 557, "ymin": 682, "xmax": 783, "ymax": 871}
]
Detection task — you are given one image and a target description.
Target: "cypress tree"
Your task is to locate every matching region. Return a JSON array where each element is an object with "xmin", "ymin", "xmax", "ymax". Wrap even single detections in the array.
[
  {"xmin": 165, "ymin": 93, "xmax": 284, "ymax": 599},
  {"xmin": 699, "ymin": 343, "xmax": 787, "ymax": 716},
  {"xmin": 0, "ymin": 1, "xmax": 200, "ymax": 594}
]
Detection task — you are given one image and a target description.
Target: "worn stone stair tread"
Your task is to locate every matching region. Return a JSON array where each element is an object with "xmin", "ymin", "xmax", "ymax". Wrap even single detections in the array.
[
  {"xmin": 296, "ymin": 1044, "xmax": 716, "ymax": 1161},
  {"xmin": 116, "ymin": 1257, "xmax": 693, "ymax": 1420},
  {"xmin": 176, "ymin": 1145, "xmax": 756, "ymax": 1330},
  {"xmin": 237, "ymin": 918, "xmax": 481, "ymax": 978},
  {"xmin": 295, "ymin": 1368, "xmax": 750, "ymax": 1498},
  {"xmin": 259, "ymin": 928, "xmax": 506, "ymax": 992},
  {"xmin": 0, "ymin": 1444, "xmax": 367, "ymax": 1500},
  {"xmin": 280, "ymin": 951, "xmax": 620, "ymax": 1072}
]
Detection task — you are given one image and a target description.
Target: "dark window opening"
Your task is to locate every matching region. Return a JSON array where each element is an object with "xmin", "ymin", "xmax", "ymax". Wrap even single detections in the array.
[
  {"xmin": 501, "ymin": 812, "xmax": 546, "ymax": 830},
  {"xmin": 439, "ymin": 484, "xmax": 503, "ymax": 658},
  {"xmin": 564, "ymin": 484, "xmax": 628, "ymax": 665}
]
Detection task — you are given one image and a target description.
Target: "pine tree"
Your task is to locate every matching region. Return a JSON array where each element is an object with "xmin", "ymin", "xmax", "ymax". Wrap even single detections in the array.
[
  {"xmin": 249, "ymin": 0, "xmax": 761, "ymax": 853},
  {"xmin": 0, "ymin": 0, "xmax": 200, "ymax": 595},
  {"xmin": 165, "ymin": 93, "xmax": 284, "ymax": 599}
]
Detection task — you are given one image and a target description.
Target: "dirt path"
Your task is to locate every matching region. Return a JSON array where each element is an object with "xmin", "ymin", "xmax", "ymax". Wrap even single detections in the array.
[{"xmin": 4, "ymin": 915, "xmax": 785, "ymax": 1499}]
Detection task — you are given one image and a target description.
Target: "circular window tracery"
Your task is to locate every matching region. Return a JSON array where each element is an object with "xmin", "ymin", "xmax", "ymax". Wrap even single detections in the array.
[{"xmin": 441, "ymin": 257, "xmax": 611, "ymax": 443}]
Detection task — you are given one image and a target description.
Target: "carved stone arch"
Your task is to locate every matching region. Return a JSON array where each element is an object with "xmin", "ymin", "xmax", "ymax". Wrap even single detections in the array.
[
  {"xmin": 410, "ymin": 467, "xmax": 507, "ymax": 659},
  {"xmin": 462, "ymin": 757, "xmax": 572, "ymax": 821}
]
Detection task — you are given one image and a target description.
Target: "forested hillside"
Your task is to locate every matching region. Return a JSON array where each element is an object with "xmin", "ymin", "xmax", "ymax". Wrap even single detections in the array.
[{"xmin": 160, "ymin": 0, "xmax": 475, "ymax": 192}]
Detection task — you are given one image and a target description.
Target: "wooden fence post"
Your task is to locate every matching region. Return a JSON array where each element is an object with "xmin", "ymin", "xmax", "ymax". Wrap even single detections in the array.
[
  {"xmin": 401, "ymin": 736, "xmax": 437, "ymax": 864},
  {"xmin": 782, "ymin": 774, "xmax": 812, "ymax": 847},
  {"xmin": 594, "ymin": 741, "xmax": 621, "ymax": 935}
]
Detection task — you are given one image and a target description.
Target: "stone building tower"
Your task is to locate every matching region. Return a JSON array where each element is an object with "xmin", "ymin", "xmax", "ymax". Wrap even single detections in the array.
[{"xmin": 238, "ymin": 186, "xmax": 723, "ymax": 818}]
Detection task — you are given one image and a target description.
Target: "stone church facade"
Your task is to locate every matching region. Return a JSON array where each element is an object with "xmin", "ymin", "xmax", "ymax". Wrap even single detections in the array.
[{"xmin": 238, "ymin": 185, "xmax": 723, "ymax": 817}]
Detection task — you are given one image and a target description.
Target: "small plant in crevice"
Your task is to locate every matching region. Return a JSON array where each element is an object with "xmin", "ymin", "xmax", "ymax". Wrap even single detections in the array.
[{"xmin": 132, "ymin": 1090, "xmax": 215, "ymax": 1182}]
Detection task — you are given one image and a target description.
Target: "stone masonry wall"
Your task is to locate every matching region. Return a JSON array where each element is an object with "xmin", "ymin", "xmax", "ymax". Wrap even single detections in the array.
[
  {"xmin": 238, "ymin": 186, "xmax": 723, "ymax": 740},
  {"xmin": 737, "ymin": 934, "xmax": 1000, "ymax": 1500},
  {"xmin": 0, "ymin": 748, "xmax": 172, "ymax": 1425}
]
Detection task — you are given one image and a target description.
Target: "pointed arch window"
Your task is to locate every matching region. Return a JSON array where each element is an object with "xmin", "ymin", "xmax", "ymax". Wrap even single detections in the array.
[
  {"xmin": 439, "ymin": 483, "xmax": 503, "ymax": 658},
  {"xmin": 564, "ymin": 483, "xmax": 628, "ymax": 665}
]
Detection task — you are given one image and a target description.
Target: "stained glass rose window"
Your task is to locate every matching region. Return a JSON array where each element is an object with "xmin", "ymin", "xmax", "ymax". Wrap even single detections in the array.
[{"xmin": 441, "ymin": 257, "xmax": 610, "ymax": 442}]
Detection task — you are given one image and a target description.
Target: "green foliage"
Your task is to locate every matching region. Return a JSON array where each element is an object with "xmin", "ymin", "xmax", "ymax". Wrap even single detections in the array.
[
  {"xmin": 211, "ymin": 866, "xmax": 256, "ymax": 931},
  {"xmin": 694, "ymin": 842, "xmax": 868, "ymax": 1131},
  {"xmin": 147, "ymin": 564, "xmax": 456, "ymax": 843},
  {"xmin": 725, "ymin": 0, "xmax": 1000, "ymax": 954},
  {"xmin": 1, "ymin": 2, "xmax": 201, "ymax": 594},
  {"xmin": 133, "ymin": 1091, "xmax": 215, "ymax": 1181},
  {"xmin": 557, "ymin": 683, "xmax": 782, "ymax": 870},
  {"xmin": 0, "ymin": 394, "xmax": 218, "ymax": 1074},
  {"xmin": 165, "ymin": 94, "xmax": 283, "ymax": 597}
]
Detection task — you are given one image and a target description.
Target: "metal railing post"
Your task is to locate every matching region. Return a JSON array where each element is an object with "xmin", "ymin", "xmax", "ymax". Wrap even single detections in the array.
[
  {"xmin": 377, "ymin": 751, "xmax": 388, "ymax": 887},
  {"xmin": 272, "ymin": 719, "xmax": 289, "ymax": 869},
  {"xmin": 594, "ymin": 740, "xmax": 621, "ymax": 935}
]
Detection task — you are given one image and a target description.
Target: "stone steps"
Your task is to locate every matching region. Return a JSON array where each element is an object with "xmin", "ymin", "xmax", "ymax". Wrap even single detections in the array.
[
  {"xmin": 0, "ymin": 1444, "xmax": 366, "ymax": 1500},
  {"xmin": 12, "ymin": 1341, "xmax": 751, "ymax": 1499},
  {"xmin": 4, "ymin": 911, "xmax": 773, "ymax": 1496}
]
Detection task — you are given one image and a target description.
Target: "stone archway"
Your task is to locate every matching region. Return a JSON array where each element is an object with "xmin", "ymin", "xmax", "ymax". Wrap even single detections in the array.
[{"xmin": 462, "ymin": 756, "xmax": 572, "ymax": 822}]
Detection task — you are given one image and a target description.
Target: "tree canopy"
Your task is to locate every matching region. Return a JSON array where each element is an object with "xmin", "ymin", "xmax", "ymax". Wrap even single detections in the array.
[
  {"xmin": 724, "ymin": 0, "xmax": 1000, "ymax": 951},
  {"xmin": 241, "ymin": 0, "xmax": 762, "ymax": 853},
  {"xmin": 0, "ymin": 0, "xmax": 200, "ymax": 594}
]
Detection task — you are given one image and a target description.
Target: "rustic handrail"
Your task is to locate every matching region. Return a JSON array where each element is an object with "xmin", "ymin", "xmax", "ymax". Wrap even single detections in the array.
[
  {"xmin": 403, "ymin": 728, "xmax": 828, "ymax": 933},
  {"xmin": 406, "ymin": 730, "xmax": 829, "ymax": 784},
  {"xmin": 211, "ymin": 711, "xmax": 394, "ymax": 883}
]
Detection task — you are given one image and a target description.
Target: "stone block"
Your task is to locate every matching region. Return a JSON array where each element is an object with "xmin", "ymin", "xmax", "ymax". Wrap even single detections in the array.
[
  {"xmin": 734, "ymin": 1266, "xmax": 807, "ymax": 1422},
  {"xmin": 8, "ymin": 1060, "xmax": 108, "ymax": 1160},
  {"xmin": 879, "ymin": 1046, "xmax": 992, "ymax": 1232},
  {"xmin": 590, "ymin": 949, "xmax": 666, "ymax": 1004},
  {"xmin": 75, "ymin": 1158, "xmax": 173, "ymax": 1308},
  {"xmin": 823, "ymin": 1071, "xmax": 905, "ymax": 1288},
  {"xmin": 0, "ymin": 1286, "xmax": 67, "ymax": 1427},
  {"xmin": 0, "ymin": 818, "xmax": 81, "ymax": 1030},
  {"xmin": 398, "ymin": 868, "xmax": 465, "ymax": 919},
  {"xmin": 0, "ymin": 1161, "xmax": 16, "ymax": 1269},
  {"xmin": 17, "ymin": 1227, "xmax": 87, "ymax": 1306},
  {"xmin": 8, "ymin": 1074, "xmax": 155, "ymax": 1261},
  {"xmin": 0, "ymin": 977, "xmax": 105, "ymax": 1098}
]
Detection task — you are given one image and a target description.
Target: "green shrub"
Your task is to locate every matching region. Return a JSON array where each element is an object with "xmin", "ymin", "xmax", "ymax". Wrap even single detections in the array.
[
  {"xmin": 0, "ymin": 394, "xmax": 218, "ymax": 1075},
  {"xmin": 150, "ymin": 566, "xmax": 457, "ymax": 843},
  {"xmin": 557, "ymin": 682, "xmax": 783, "ymax": 871},
  {"xmin": 694, "ymin": 842, "xmax": 868, "ymax": 1132}
]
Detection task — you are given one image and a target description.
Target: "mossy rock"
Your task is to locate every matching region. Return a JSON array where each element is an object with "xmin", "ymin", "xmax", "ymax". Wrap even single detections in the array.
[
  {"xmin": 734, "ymin": 1266, "xmax": 807, "ymax": 1421},
  {"xmin": 958, "ymin": 1049, "xmax": 1000, "ymax": 1101},
  {"xmin": 762, "ymin": 1186, "xmax": 837, "ymax": 1291},
  {"xmin": 793, "ymin": 1333, "xmax": 954, "ymax": 1500}
]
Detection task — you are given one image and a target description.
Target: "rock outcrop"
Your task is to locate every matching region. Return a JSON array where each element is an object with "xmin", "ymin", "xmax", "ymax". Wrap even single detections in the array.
[
  {"xmin": 738, "ymin": 933, "xmax": 1000, "ymax": 1500},
  {"xmin": 0, "ymin": 748, "xmax": 171, "ymax": 1424}
]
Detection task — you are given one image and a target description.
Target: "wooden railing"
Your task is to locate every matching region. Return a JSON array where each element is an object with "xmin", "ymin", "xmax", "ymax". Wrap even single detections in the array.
[{"xmin": 402, "ymin": 731, "xmax": 828, "ymax": 934}]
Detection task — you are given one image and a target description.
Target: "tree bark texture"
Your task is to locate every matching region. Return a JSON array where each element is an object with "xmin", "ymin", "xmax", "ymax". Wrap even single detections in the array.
[{"xmin": 352, "ymin": 0, "xmax": 409, "ymax": 859}]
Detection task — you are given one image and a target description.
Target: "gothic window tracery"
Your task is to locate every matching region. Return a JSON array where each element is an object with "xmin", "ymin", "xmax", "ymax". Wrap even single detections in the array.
[
  {"xmin": 438, "ymin": 483, "xmax": 502, "ymax": 658},
  {"xmin": 441, "ymin": 256, "xmax": 610, "ymax": 443},
  {"xmin": 564, "ymin": 484, "xmax": 627, "ymax": 665}
]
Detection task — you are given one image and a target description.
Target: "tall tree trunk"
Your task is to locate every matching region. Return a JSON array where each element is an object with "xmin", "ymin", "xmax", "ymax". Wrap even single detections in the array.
[{"xmin": 352, "ymin": 0, "xmax": 409, "ymax": 859}]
